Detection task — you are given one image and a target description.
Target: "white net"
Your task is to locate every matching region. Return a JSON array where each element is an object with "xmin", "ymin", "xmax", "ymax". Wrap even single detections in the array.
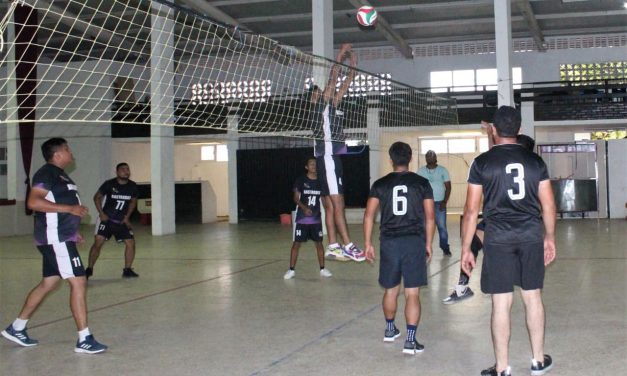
[{"xmin": 0, "ymin": 0, "xmax": 458, "ymax": 150}]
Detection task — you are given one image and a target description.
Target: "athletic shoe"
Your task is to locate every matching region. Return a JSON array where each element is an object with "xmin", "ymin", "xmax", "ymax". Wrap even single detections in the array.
[
  {"xmin": 319, "ymin": 268, "xmax": 332, "ymax": 278},
  {"xmin": 443, "ymin": 249, "xmax": 452, "ymax": 257},
  {"xmin": 342, "ymin": 244, "xmax": 366, "ymax": 262},
  {"xmin": 283, "ymin": 269, "xmax": 295, "ymax": 280},
  {"xmin": 122, "ymin": 268, "xmax": 139, "ymax": 278},
  {"xmin": 383, "ymin": 326, "xmax": 401, "ymax": 342},
  {"xmin": 481, "ymin": 365, "xmax": 512, "ymax": 376},
  {"xmin": 531, "ymin": 355, "xmax": 553, "ymax": 376},
  {"xmin": 1, "ymin": 324, "xmax": 39, "ymax": 347},
  {"xmin": 325, "ymin": 244, "xmax": 348, "ymax": 261},
  {"xmin": 402, "ymin": 339, "xmax": 424, "ymax": 354},
  {"xmin": 74, "ymin": 335, "xmax": 107, "ymax": 354},
  {"xmin": 85, "ymin": 267, "xmax": 93, "ymax": 279},
  {"xmin": 442, "ymin": 285, "xmax": 474, "ymax": 305}
]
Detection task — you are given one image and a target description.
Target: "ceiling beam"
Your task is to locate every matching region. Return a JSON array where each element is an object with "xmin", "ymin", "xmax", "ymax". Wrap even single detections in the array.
[
  {"xmin": 514, "ymin": 0, "xmax": 547, "ymax": 51},
  {"xmin": 176, "ymin": 0, "xmax": 241, "ymax": 28},
  {"xmin": 347, "ymin": 0, "xmax": 413, "ymax": 58}
]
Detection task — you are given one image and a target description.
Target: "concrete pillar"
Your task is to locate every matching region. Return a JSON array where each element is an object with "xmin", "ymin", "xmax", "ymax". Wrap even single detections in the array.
[
  {"xmin": 150, "ymin": 2, "xmax": 176, "ymax": 235},
  {"xmin": 312, "ymin": 0, "xmax": 333, "ymax": 87},
  {"xmin": 494, "ymin": 0, "xmax": 514, "ymax": 107},
  {"xmin": 367, "ymin": 107, "xmax": 381, "ymax": 186},
  {"xmin": 520, "ymin": 101, "xmax": 535, "ymax": 140},
  {"xmin": 227, "ymin": 115, "xmax": 239, "ymax": 224}
]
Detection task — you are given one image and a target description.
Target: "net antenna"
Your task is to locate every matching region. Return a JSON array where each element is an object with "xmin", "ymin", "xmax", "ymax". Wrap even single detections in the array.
[{"xmin": 0, "ymin": 0, "xmax": 458, "ymax": 150}]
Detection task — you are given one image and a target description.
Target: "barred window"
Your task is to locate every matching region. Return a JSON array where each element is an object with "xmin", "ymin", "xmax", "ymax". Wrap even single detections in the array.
[{"xmin": 559, "ymin": 61, "xmax": 626, "ymax": 83}]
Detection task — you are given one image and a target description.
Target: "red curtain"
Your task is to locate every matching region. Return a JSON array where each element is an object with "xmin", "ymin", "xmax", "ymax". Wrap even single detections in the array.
[{"xmin": 15, "ymin": 5, "xmax": 37, "ymax": 215}]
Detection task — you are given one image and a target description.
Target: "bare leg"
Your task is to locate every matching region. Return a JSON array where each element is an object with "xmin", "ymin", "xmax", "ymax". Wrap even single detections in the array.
[
  {"xmin": 17, "ymin": 276, "xmax": 62, "ymax": 319},
  {"xmin": 67, "ymin": 276, "xmax": 88, "ymax": 331},
  {"xmin": 330, "ymin": 194, "xmax": 351, "ymax": 245},
  {"xmin": 289, "ymin": 242, "xmax": 301, "ymax": 269},
  {"xmin": 87, "ymin": 236, "xmax": 106, "ymax": 269},
  {"xmin": 123, "ymin": 239, "xmax": 136, "ymax": 269},
  {"xmin": 322, "ymin": 196, "xmax": 338, "ymax": 245},
  {"xmin": 314, "ymin": 241, "xmax": 325, "ymax": 268},
  {"xmin": 404, "ymin": 287, "xmax": 421, "ymax": 326},
  {"xmin": 383, "ymin": 285, "xmax": 401, "ymax": 320},
  {"xmin": 520, "ymin": 288, "xmax": 546, "ymax": 362},
  {"xmin": 491, "ymin": 292, "xmax": 514, "ymax": 372}
]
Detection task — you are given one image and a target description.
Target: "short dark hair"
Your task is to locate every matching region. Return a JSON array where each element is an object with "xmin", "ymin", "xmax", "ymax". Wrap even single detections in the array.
[
  {"xmin": 116, "ymin": 162, "xmax": 129, "ymax": 170},
  {"xmin": 493, "ymin": 106, "xmax": 521, "ymax": 137},
  {"xmin": 305, "ymin": 156, "xmax": 316, "ymax": 164},
  {"xmin": 389, "ymin": 141, "xmax": 412, "ymax": 166},
  {"xmin": 516, "ymin": 134, "xmax": 535, "ymax": 152},
  {"xmin": 41, "ymin": 137, "xmax": 67, "ymax": 162}
]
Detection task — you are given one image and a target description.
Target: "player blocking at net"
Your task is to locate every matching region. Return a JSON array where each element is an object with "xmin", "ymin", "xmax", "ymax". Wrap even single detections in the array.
[
  {"xmin": 309, "ymin": 43, "xmax": 365, "ymax": 262},
  {"xmin": 363, "ymin": 142, "xmax": 435, "ymax": 355}
]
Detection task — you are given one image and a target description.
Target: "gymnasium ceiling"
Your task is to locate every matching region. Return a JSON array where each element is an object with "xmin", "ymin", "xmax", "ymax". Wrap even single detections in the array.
[{"xmin": 1, "ymin": 0, "xmax": 626, "ymax": 60}]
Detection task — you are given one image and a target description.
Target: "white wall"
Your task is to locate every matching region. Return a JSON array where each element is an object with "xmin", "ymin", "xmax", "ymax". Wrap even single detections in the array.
[{"xmin": 111, "ymin": 141, "xmax": 229, "ymax": 217}]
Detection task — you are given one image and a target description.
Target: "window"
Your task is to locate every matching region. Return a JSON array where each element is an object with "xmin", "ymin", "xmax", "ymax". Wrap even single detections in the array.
[
  {"xmin": 420, "ymin": 137, "xmax": 486, "ymax": 154},
  {"xmin": 420, "ymin": 139, "xmax": 447, "ymax": 154},
  {"xmin": 201, "ymin": 144, "xmax": 228, "ymax": 161},
  {"xmin": 448, "ymin": 138, "xmax": 476, "ymax": 153},
  {"xmin": 306, "ymin": 73, "xmax": 393, "ymax": 97},
  {"xmin": 479, "ymin": 137, "xmax": 490, "ymax": 152},
  {"xmin": 431, "ymin": 68, "xmax": 522, "ymax": 92},
  {"xmin": 574, "ymin": 132, "xmax": 591, "ymax": 141},
  {"xmin": 560, "ymin": 61, "xmax": 626, "ymax": 84}
]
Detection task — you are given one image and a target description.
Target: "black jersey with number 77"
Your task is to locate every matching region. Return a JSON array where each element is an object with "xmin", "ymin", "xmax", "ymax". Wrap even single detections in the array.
[
  {"xmin": 98, "ymin": 178, "xmax": 138, "ymax": 223},
  {"xmin": 468, "ymin": 143, "xmax": 550, "ymax": 244}
]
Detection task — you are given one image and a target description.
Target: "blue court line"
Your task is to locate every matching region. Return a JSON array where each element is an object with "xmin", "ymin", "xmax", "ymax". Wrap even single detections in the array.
[{"xmin": 248, "ymin": 259, "xmax": 460, "ymax": 376}]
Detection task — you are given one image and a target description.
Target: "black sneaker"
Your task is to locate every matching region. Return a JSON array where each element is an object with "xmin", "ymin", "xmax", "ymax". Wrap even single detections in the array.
[
  {"xmin": 443, "ymin": 249, "xmax": 452, "ymax": 257},
  {"xmin": 402, "ymin": 339, "xmax": 424, "ymax": 354},
  {"xmin": 85, "ymin": 267, "xmax": 93, "ymax": 280},
  {"xmin": 442, "ymin": 286, "xmax": 474, "ymax": 305},
  {"xmin": 531, "ymin": 355, "xmax": 553, "ymax": 375},
  {"xmin": 481, "ymin": 365, "xmax": 511, "ymax": 376},
  {"xmin": 122, "ymin": 268, "xmax": 139, "ymax": 278},
  {"xmin": 383, "ymin": 326, "xmax": 401, "ymax": 342}
]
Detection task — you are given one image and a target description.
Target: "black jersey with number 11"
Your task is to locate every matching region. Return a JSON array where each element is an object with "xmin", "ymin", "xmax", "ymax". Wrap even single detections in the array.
[
  {"xmin": 468, "ymin": 143, "xmax": 549, "ymax": 244},
  {"xmin": 369, "ymin": 171, "xmax": 434, "ymax": 239}
]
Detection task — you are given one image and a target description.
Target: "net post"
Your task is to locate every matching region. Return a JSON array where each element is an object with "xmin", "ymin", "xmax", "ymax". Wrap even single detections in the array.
[
  {"xmin": 227, "ymin": 113, "xmax": 239, "ymax": 224},
  {"xmin": 367, "ymin": 105, "xmax": 381, "ymax": 186}
]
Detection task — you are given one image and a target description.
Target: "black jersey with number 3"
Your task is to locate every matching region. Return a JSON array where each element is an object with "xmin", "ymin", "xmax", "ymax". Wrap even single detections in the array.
[
  {"xmin": 468, "ymin": 143, "xmax": 549, "ymax": 244},
  {"xmin": 369, "ymin": 171, "xmax": 434, "ymax": 239},
  {"xmin": 98, "ymin": 178, "xmax": 138, "ymax": 223}
]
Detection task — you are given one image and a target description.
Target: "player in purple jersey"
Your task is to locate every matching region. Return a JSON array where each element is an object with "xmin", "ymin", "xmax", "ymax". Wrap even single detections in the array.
[
  {"xmin": 364, "ymin": 142, "xmax": 435, "ymax": 355},
  {"xmin": 85, "ymin": 162, "xmax": 139, "ymax": 279},
  {"xmin": 309, "ymin": 43, "xmax": 365, "ymax": 263},
  {"xmin": 461, "ymin": 106, "xmax": 556, "ymax": 376},
  {"xmin": 2, "ymin": 138, "xmax": 107, "ymax": 354},
  {"xmin": 284, "ymin": 158, "xmax": 332, "ymax": 279}
]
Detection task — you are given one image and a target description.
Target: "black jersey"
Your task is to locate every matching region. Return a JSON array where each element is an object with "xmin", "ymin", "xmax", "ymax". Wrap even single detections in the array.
[
  {"xmin": 293, "ymin": 175, "xmax": 322, "ymax": 224},
  {"xmin": 31, "ymin": 163, "xmax": 82, "ymax": 245},
  {"xmin": 369, "ymin": 171, "xmax": 434, "ymax": 239},
  {"xmin": 468, "ymin": 143, "xmax": 550, "ymax": 244},
  {"xmin": 313, "ymin": 101, "xmax": 348, "ymax": 157},
  {"xmin": 98, "ymin": 178, "xmax": 138, "ymax": 223}
]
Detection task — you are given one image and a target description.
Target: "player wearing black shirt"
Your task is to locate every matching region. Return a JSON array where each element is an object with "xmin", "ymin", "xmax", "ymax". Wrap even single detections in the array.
[
  {"xmin": 86, "ymin": 163, "xmax": 139, "ymax": 279},
  {"xmin": 283, "ymin": 158, "xmax": 332, "ymax": 279},
  {"xmin": 309, "ymin": 43, "xmax": 365, "ymax": 263},
  {"xmin": 460, "ymin": 106, "xmax": 556, "ymax": 376},
  {"xmin": 364, "ymin": 142, "xmax": 435, "ymax": 355},
  {"xmin": 2, "ymin": 138, "xmax": 107, "ymax": 354}
]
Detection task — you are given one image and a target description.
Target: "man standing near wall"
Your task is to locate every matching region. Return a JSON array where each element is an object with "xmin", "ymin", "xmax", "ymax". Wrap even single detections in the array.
[{"xmin": 417, "ymin": 150, "xmax": 452, "ymax": 257}]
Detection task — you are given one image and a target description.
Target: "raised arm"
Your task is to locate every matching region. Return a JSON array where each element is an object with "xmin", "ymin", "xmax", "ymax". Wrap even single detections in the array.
[{"xmin": 333, "ymin": 47, "xmax": 357, "ymax": 105}]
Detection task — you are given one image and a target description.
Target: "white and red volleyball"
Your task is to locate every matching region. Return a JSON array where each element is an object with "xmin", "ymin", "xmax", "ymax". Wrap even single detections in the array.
[{"xmin": 356, "ymin": 6, "xmax": 377, "ymax": 27}]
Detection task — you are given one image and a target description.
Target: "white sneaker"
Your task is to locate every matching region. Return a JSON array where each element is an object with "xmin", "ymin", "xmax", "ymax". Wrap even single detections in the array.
[
  {"xmin": 325, "ymin": 244, "xmax": 349, "ymax": 261},
  {"xmin": 283, "ymin": 269, "xmax": 295, "ymax": 280},
  {"xmin": 319, "ymin": 268, "xmax": 332, "ymax": 278}
]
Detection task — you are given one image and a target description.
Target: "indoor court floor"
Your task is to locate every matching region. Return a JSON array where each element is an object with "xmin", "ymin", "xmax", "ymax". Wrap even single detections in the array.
[{"xmin": 1, "ymin": 217, "xmax": 625, "ymax": 376}]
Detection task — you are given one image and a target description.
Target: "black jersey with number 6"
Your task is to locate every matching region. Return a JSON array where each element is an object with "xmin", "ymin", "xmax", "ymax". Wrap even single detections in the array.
[
  {"xmin": 369, "ymin": 171, "xmax": 434, "ymax": 239},
  {"xmin": 98, "ymin": 178, "xmax": 138, "ymax": 223},
  {"xmin": 468, "ymin": 143, "xmax": 549, "ymax": 244}
]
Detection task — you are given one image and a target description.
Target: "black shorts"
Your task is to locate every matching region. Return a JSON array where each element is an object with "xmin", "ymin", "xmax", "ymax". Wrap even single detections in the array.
[
  {"xmin": 316, "ymin": 155, "xmax": 343, "ymax": 196},
  {"xmin": 95, "ymin": 220, "xmax": 134, "ymax": 242},
  {"xmin": 294, "ymin": 223, "xmax": 323, "ymax": 242},
  {"xmin": 37, "ymin": 242, "xmax": 85, "ymax": 279},
  {"xmin": 379, "ymin": 235, "xmax": 428, "ymax": 289},
  {"xmin": 481, "ymin": 241, "xmax": 545, "ymax": 294}
]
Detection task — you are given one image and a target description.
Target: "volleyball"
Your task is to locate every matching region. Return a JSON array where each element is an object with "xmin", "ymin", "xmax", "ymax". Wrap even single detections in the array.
[{"xmin": 356, "ymin": 6, "xmax": 377, "ymax": 27}]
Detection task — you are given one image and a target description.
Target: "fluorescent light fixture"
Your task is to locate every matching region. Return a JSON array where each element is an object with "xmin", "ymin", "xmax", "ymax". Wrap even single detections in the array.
[
  {"xmin": 186, "ymin": 142, "xmax": 221, "ymax": 145},
  {"xmin": 624, "ymin": 2, "xmax": 627, "ymax": 9},
  {"xmin": 441, "ymin": 131, "xmax": 483, "ymax": 137}
]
